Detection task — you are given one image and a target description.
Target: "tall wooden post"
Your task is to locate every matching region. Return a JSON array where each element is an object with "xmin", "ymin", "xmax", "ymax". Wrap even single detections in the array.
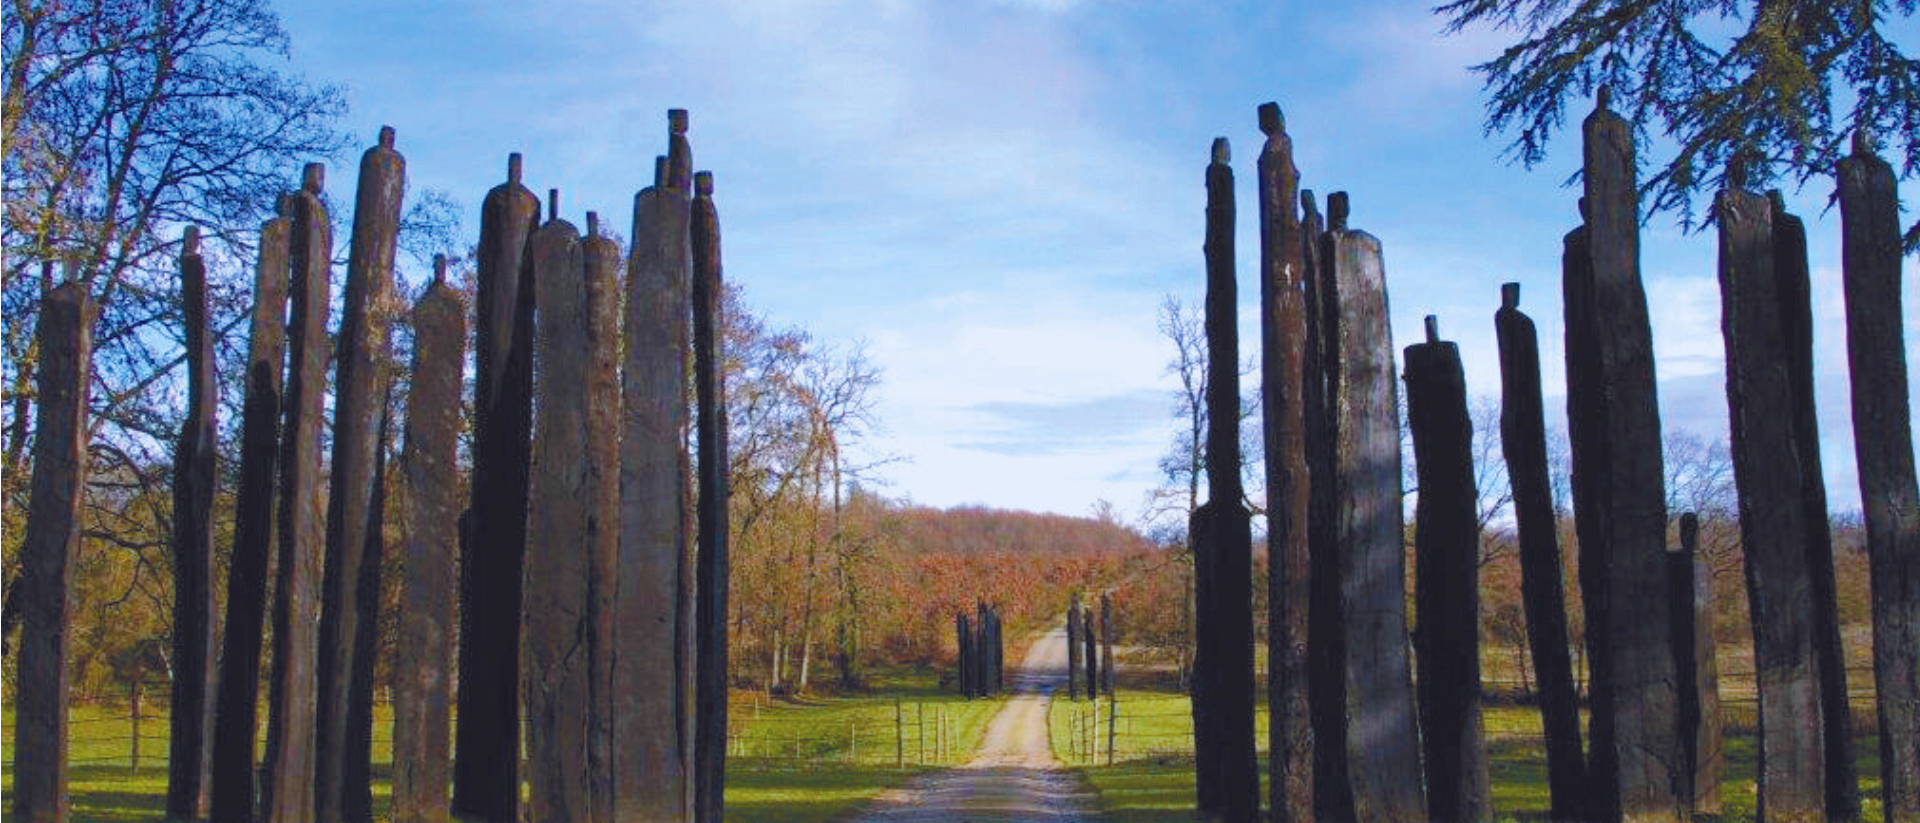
[
  {"xmin": 10, "ymin": 278, "xmax": 93, "ymax": 823},
  {"xmin": 1327, "ymin": 197, "xmax": 1425, "ymax": 823},
  {"xmin": 1495, "ymin": 282, "xmax": 1588, "ymax": 821},
  {"xmin": 1067, "ymin": 596, "xmax": 1082, "ymax": 700},
  {"xmin": 526, "ymin": 193, "xmax": 591, "ymax": 823},
  {"xmin": 392, "ymin": 257, "xmax": 465, "ymax": 823},
  {"xmin": 1196, "ymin": 136, "xmax": 1260, "ymax": 823},
  {"xmin": 581, "ymin": 211, "xmax": 622, "ymax": 823},
  {"xmin": 167, "ymin": 226, "xmax": 219, "ymax": 822},
  {"xmin": 1256, "ymin": 101, "xmax": 1313, "ymax": 823},
  {"xmin": 261, "ymin": 164, "xmax": 332, "ymax": 823},
  {"xmin": 343, "ymin": 392, "xmax": 394, "ymax": 823},
  {"xmin": 1718, "ymin": 180, "xmax": 1825, "ymax": 821},
  {"xmin": 957, "ymin": 612, "xmax": 974, "ymax": 697},
  {"xmin": 1837, "ymin": 130, "xmax": 1920, "ymax": 823},
  {"xmin": 1672, "ymin": 513, "xmax": 1723, "ymax": 816},
  {"xmin": 316, "ymin": 125, "xmax": 404, "ymax": 823},
  {"xmin": 210, "ymin": 200, "xmax": 290, "ymax": 823},
  {"xmin": 691, "ymin": 169, "xmax": 733, "ymax": 823},
  {"xmin": 977, "ymin": 601, "xmax": 994, "ymax": 696},
  {"xmin": 1770, "ymin": 191, "xmax": 1860, "ymax": 822},
  {"xmin": 1406, "ymin": 316, "xmax": 1490, "ymax": 823},
  {"xmin": 1100, "ymin": 593, "xmax": 1115, "ymax": 695},
  {"xmin": 1303, "ymin": 190, "xmax": 1354, "ymax": 823},
  {"xmin": 1084, "ymin": 592, "xmax": 1100, "ymax": 699},
  {"xmin": 620, "ymin": 142, "xmax": 695, "ymax": 819},
  {"xmin": 1570, "ymin": 90, "xmax": 1684, "ymax": 823},
  {"xmin": 455, "ymin": 152, "xmax": 540, "ymax": 823}
]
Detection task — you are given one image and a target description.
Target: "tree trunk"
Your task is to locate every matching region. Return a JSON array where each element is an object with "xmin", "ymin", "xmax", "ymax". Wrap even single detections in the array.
[
  {"xmin": 454, "ymin": 152, "xmax": 539, "ymax": 823},
  {"xmin": 167, "ymin": 227, "xmax": 218, "ymax": 822},
  {"xmin": 261, "ymin": 165, "xmax": 332, "ymax": 823},
  {"xmin": 9, "ymin": 279, "xmax": 92, "ymax": 823},
  {"xmin": 1495, "ymin": 282, "xmax": 1588, "ymax": 822},
  {"xmin": 691, "ymin": 166, "xmax": 733, "ymax": 823},
  {"xmin": 391, "ymin": 260, "xmax": 465, "ymax": 823},
  {"xmin": 1837, "ymin": 134, "xmax": 1920, "ymax": 823}
]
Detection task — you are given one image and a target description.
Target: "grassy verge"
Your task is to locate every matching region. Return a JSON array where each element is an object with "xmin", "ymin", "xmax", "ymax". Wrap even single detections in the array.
[{"xmin": 2, "ymin": 665, "xmax": 1006, "ymax": 823}]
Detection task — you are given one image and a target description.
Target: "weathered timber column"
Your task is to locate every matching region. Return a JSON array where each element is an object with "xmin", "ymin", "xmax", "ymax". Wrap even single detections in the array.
[
  {"xmin": 1197, "ymin": 136, "xmax": 1259, "ymax": 823},
  {"xmin": 10, "ymin": 279, "xmax": 93, "ymax": 823},
  {"xmin": 1837, "ymin": 130, "xmax": 1920, "ymax": 823},
  {"xmin": 1328, "ymin": 198, "xmax": 1425, "ymax": 823},
  {"xmin": 692, "ymin": 169, "xmax": 733, "ymax": 823},
  {"xmin": 1083, "ymin": 592, "xmax": 1100, "ymax": 699},
  {"xmin": 316, "ymin": 125, "xmax": 404, "ymax": 823},
  {"xmin": 1771, "ymin": 191, "xmax": 1860, "ymax": 822},
  {"xmin": 1303, "ymin": 190, "xmax": 1354, "ymax": 823},
  {"xmin": 262, "ymin": 164, "xmax": 332, "ymax": 823},
  {"xmin": 1718, "ymin": 180, "xmax": 1826, "ymax": 821},
  {"xmin": 670, "ymin": 119, "xmax": 701, "ymax": 822},
  {"xmin": 620, "ymin": 146, "xmax": 694, "ymax": 818},
  {"xmin": 581, "ymin": 211, "xmax": 622, "ymax": 823},
  {"xmin": 1256, "ymin": 102, "xmax": 1313, "ymax": 823},
  {"xmin": 1068, "ymin": 596, "xmax": 1083, "ymax": 700},
  {"xmin": 1188, "ymin": 504, "xmax": 1219, "ymax": 813},
  {"xmin": 1495, "ymin": 282, "xmax": 1587, "ymax": 822},
  {"xmin": 957, "ymin": 612, "xmax": 974, "ymax": 697},
  {"xmin": 1100, "ymin": 593, "xmax": 1115, "ymax": 694},
  {"xmin": 210, "ymin": 199, "xmax": 291, "ymax": 823},
  {"xmin": 977, "ymin": 602, "xmax": 994, "ymax": 695},
  {"xmin": 392, "ymin": 257, "xmax": 465, "ymax": 823},
  {"xmin": 1406, "ymin": 316, "xmax": 1490, "ymax": 823},
  {"xmin": 344, "ymin": 392, "xmax": 394, "ymax": 823},
  {"xmin": 1671, "ymin": 513, "xmax": 1723, "ymax": 816},
  {"xmin": 167, "ymin": 226, "xmax": 219, "ymax": 822},
  {"xmin": 1561, "ymin": 197, "xmax": 1615, "ymax": 821},
  {"xmin": 455, "ymin": 152, "xmax": 540, "ymax": 823},
  {"xmin": 526, "ymin": 194, "xmax": 592, "ymax": 823},
  {"xmin": 1571, "ymin": 90, "xmax": 1685, "ymax": 823}
]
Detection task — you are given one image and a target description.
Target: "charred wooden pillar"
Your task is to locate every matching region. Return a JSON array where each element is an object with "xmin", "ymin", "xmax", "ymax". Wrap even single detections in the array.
[
  {"xmin": 392, "ymin": 257, "xmax": 465, "ymax": 823},
  {"xmin": 10, "ymin": 278, "xmax": 93, "ymax": 823},
  {"xmin": 1671, "ymin": 513, "xmax": 1723, "ymax": 816},
  {"xmin": 455, "ymin": 152, "xmax": 540, "ymax": 823},
  {"xmin": 1718, "ymin": 180, "xmax": 1825, "ymax": 821},
  {"xmin": 1100, "ymin": 593, "xmax": 1115, "ymax": 695},
  {"xmin": 261, "ymin": 164, "xmax": 333, "ymax": 823},
  {"xmin": 1302, "ymin": 190, "xmax": 1354, "ymax": 823},
  {"xmin": 1837, "ymin": 130, "xmax": 1920, "ymax": 823},
  {"xmin": 167, "ymin": 226, "xmax": 219, "ymax": 822},
  {"xmin": 670, "ymin": 116, "xmax": 701, "ymax": 823},
  {"xmin": 343, "ymin": 392, "xmax": 394, "ymax": 823},
  {"xmin": 1084, "ymin": 592, "xmax": 1100, "ymax": 699},
  {"xmin": 1571, "ymin": 90, "xmax": 1684, "ymax": 823},
  {"xmin": 1561, "ymin": 199, "xmax": 1615, "ymax": 821},
  {"xmin": 620, "ymin": 144, "xmax": 695, "ymax": 820},
  {"xmin": 210, "ymin": 199, "xmax": 291, "ymax": 823},
  {"xmin": 957, "ymin": 612, "xmax": 974, "ymax": 697},
  {"xmin": 1196, "ymin": 136, "xmax": 1260, "ymax": 823},
  {"xmin": 977, "ymin": 602, "xmax": 994, "ymax": 695},
  {"xmin": 526, "ymin": 193, "xmax": 591, "ymax": 823},
  {"xmin": 691, "ymin": 169, "xmax": 733, "ymax": 823},
  {"xmin": 1327, "ymin": 195, "xmax": 1425, "ymax": 823},
  {"xmin": 1256, "ymin": 102, "xmax": 1313, "ymax": 823},
  {"xmin": 1495, "ymin": 282, "xmax": 1587, "ymax": 821},
  {"xmin": 1406, "ymin": 316, "xmax": 1490, "ymax": 823},
  {"xmin": 1068, "ymin": 596, "xmax": 1083, "ymax": 700},
  {"xmin": 1770, "ymin": 191, "xmax": 1860, "ymax": 822},
  {"xmin": 580, "ymin": 211, "xmax": 622, "ymax": 823},
  {"xmin": 316, "ymin": 125, "xmax": 404, "ymax": 823}
]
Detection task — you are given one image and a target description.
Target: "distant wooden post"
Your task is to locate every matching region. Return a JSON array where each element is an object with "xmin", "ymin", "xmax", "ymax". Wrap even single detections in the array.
[
  {"xmin": 1770, "ymin": 191, "xmax": 1860, "ymax": 822},
  {"xmin": 1327, "ymin": 197, "xmax": 1424, "ymax": 823},
  {"xmin": 526, "ymin": 194, "xmax": 591, "ymax": 823},
  {"xmin": 581, "ymin": 211, "xmax": 622, "ymax": 823},
  {"xmin": 455, "ymin": 152, "xmax": 540, "ymax": 823},
  {"xmin": 209, "ymin": 197, "xmax": 291, "ymax": 823},
  {"xmin": 1567, "ymin": 91, "xmax": 1684, "ymax": 823},
  {"xmin": 261, "ymin": 163, "xmax": 332, "ymax": 823},
  {"xmin": 957, "ymin": 612, "xmax": 974, "ymax": 697},
  {"xmin": 1672, "ymin": 513, "xmax": 1722, "ymax": 816},
  {"xmin": 1100, "ymin": 593, "xmax": 1115, "ymax": 696},
  {"xmin": 10, "ymin": 278, "xmax": 93, "ymax": 823},
  {"xmin": 1068, "ymin": 596, "xmax": 1083, "ymax": 699},
  {"xmin": 316, "ymin": 125, "xmax": 403, "ymax": 823},
  {"xmin": 167, "ymin": 226, "xmax": 219, "ymax": 823},
  {"xmin": 977, "ymin": 602, "xmax": 993, "ymax": 696},
  {"xmin": 1256, "ymin": 101, "xmax": 1313, "ymax": 823},
  {"xmin": 691, "ymin": 168, "xmax": 733, "ymax": 823},
  {"xmin": 1495, "ymin": 282, "xmax": 1588, "ymax": 822},
  {"xmin": 1083, "ymin": 594, "xmax": 1100, "ymax": 699},
  {"xmin": 1718, "ymin": 181, "xmax": 1825, "ymax": 820},
  {"xmin": 392, "ymin": 257, "xmax": 465, "ymax": 823},
  {"xmin": 1405, "ymin": 316, "xmax": 1490, "ymax": 823},
  {"xmin": 1197, "ymin": 136, "xmax": 1260, "ymax": 823},
  {"xmin": 1302, "ymin": 190, "xmax": 1353, "ymax": 823},
  {"xmin": 1837, "ymin": 130, "xmax": 1920, "ymax": 823}
]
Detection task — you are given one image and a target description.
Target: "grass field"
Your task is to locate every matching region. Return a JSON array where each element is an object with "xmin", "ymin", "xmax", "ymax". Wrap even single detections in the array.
[
  {"xmin": 1, "ymin": 666, "xmax": 1007, "ymax": 823},
  {"xmin": 1049, "ymin": 671, "xmax": 1893, "ymax": 823}
]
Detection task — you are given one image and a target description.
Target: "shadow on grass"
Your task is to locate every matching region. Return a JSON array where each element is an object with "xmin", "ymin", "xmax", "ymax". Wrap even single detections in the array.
[{"xmin": 726, "ymin": 760, "xmax": 933, "ymax": 823}]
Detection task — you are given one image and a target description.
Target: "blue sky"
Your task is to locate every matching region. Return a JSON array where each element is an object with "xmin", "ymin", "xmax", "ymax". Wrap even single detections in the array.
[{"xmin": 275, "ymin": 0, "xmax": 1917, "ymax": 525}]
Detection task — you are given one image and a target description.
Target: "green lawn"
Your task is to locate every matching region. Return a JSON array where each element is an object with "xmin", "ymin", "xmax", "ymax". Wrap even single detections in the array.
[{"xmin": 2, "ymin": 666, "xmax": 1006, "ymax": 823}]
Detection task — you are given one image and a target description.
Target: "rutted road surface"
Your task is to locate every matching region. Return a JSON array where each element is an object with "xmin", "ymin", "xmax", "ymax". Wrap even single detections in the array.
[{"xmin": 847, "ymin": 628, "xmax": 1099, "ymax": 823}]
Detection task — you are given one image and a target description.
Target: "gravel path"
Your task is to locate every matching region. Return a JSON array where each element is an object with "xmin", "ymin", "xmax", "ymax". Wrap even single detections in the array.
[{"xmin": 847, "ymin": 628, "xmax": 1099, "ymax": 823}]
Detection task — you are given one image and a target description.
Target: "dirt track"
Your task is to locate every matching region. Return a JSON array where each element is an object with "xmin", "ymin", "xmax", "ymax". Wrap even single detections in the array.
[{"xmin": 848, "ymin": 627, "xmax": 1098, "ymax": 823}]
